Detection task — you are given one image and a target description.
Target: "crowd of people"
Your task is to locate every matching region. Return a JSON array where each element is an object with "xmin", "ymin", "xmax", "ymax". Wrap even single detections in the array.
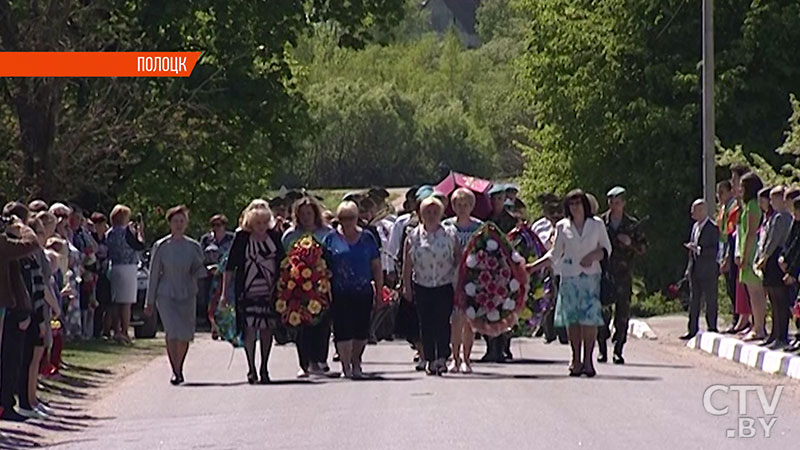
[
  {"xmin": 681, "ymin": 164, "xmax": 800, "ymax": 353},
  {"xmin": 0, "ymin": 178, "xmax": 657, "ymax": 405}
]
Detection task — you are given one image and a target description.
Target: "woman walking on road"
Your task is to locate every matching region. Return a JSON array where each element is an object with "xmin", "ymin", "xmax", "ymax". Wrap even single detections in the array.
[
  {"xmin": 403, "ymin": 196, "xmax": 460, "ymax": 376},
  {"xmin": 443, "ymin": 188, "xmax": 482, "ymax": 374},
  {"xmin": 145, "ymin": 206, "xmax": 205, "ymax": 385},
  {"xmin": 221, "ymin": 201, "xmax": 284, "ymax": 384},
  {"xmin": 322, "ymin": 201, "xmax": 382, "ymax": 379},
  {"xmin": 283, "ymin": 197, "xmax": 333, "ymax": 377},
  {"xmin": 528, "ymin": 189, "xmax": 611, "ymax": 377}
]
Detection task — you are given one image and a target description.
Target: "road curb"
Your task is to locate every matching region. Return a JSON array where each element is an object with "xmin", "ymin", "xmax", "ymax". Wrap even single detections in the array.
[
  {"xmin": 687, "ymin": 332, "xmax": 800, "ymax": 380},
  {"xmin": 627, "ymin": 319, "xmax": 657, "ymax": 340}
]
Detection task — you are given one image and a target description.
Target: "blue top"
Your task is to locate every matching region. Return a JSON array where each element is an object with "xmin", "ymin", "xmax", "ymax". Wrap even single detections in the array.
[
  {"xmin": 281, "ymin": 225, "xmax": 333, "ymax": 250},
  {"xmin": 443, "ymin": 217, "xmax": 483, "ymax": 248},
  {"xmin": 322, "ymin": 229, "xmax": 380, "ymax": 294},
  {"xmin": 106, "ymin": 226, "xmax": 145, "ymax": 266}
]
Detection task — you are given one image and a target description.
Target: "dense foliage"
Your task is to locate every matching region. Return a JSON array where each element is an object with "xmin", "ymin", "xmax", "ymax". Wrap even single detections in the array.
[
  {"xmin": 516, "ymin": 0, "xmax": 800, "ymax": 289},
  {"xmin": 0, "ymin": 0, "xmax": 404, "ymax": 236}
]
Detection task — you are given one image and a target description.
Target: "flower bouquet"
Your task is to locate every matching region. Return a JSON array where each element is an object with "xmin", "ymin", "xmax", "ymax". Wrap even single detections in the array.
[
  {"xmin": 456, "ymin": 223, "xmax": 529, "ymax": 337},
  {"xmin": 793, "ymin": 302, "xmax": 800, "ymax": 320},
  {"xmin": 214, "ymin": 303, "xmax": 243, "ymax": 348},
  {"xmin": 276, "ymin": 235, "xmax": 332, "ymax": 327},
  {"xmin": 508, "ymin": 225, "xmax": 553, "ymax": 337}
]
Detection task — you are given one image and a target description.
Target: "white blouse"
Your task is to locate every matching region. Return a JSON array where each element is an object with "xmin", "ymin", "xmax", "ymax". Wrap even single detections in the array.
[
  {"xmin": 546, "ymin": 217, "xmax": 612, "ymax": 277},
  {"xmin": 407, "ymin": 224, "xmax": 458, "ymax": 288}
]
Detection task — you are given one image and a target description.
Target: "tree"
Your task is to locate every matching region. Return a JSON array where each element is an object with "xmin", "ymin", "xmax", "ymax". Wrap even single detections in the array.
[
  {"xmin": 515, "ymin": 0, "xmax": 800, "ymax": 289},
  {"xmin": 0, "ymin": 0, "xmax": 404, "ymax": 234}
]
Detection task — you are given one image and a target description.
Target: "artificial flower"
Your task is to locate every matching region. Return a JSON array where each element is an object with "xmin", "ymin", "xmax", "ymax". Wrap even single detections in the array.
[
  {"xmin": 301, "ymin": 268, "xmax": 313, "ymax": 279},
  {"xmin": 486, "ymin": 239, "xmax": 499, "ymax": 252},
  {"xmin": 509, "ymin": 279, "xmax": 520, "ymax": 293},
  {"xmin": 464, "ymin": 282, "xmax": 477, "ymax": 297},
  {"xmin": 275, "ymin": 300, "xmax": 287, "ymax": 313},
  {"xmin": 287, "ymin": 280, "xmax": 296, "ymax": 291},
  {"xmin": 288, "ymin": 312, "xmax": 302, "ymax": 327},
  {"xmin": 503, "ymin": 298, "xmax": 516, "ymax": 310},
  {"xmin": 466, "ymin": 306, "xmax": 477, "ymax": 319},
  {"xmin": 302, "ymin": 281, "xmax": 313, "ymax": 292},
  {"xmin": 487, "ymin": 310, "xmax": 500, "ymax": 322},
  {"xmin": 466, "ymin": 254, "xmax": 478, "ymax": 269},
  {"xmin": 308, "ymin": 300, "xmax": 322, "ymax": 315}
]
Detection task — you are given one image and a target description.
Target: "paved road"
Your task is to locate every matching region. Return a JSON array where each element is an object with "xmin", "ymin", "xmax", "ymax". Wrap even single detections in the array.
[{"xmin": 43, "ymin": 334, "xmax": 799, "ymax": 450}]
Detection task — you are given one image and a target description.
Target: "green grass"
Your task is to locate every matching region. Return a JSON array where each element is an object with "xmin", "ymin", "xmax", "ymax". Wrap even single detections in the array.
[{"xmin": 60, "ymin": 337, "xmax": 164, "ymax": 371}]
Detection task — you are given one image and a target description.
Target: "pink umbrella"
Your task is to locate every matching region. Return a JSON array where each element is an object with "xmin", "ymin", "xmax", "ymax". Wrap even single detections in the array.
[{"xmin": 435, "ymin": 171, "xmax": 494, "ymax": 220}]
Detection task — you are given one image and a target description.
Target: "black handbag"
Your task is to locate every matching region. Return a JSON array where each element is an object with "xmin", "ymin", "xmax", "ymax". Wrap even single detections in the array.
[{"xmin": 599, "ymin": 253, "xmax": 616, "ymax": 307}]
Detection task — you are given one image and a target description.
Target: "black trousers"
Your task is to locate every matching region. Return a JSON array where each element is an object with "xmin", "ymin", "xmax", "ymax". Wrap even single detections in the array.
[
  {"xmin": 599, "ymin": 276, "xmax": 632, "ymax": 351},
  {"xmin": 688, "ymin": 274, "xmax": 718, "ymax": 334},
  {"xmin": 723, "ymin": 241, "xmax": 740, "ymax": 326},
  {"xmin": 766, "ymin": 285, "xmax": 791, "ymax": 343},
  {"xmin": 414, "ymin": 284, "xmax": 453, "ymax": 362},
  {"xmin": 18, "ymin": 322, "xmax": 40, "ymax": 410},
  {"xmin": 1, "ymin": 313, "xmax": 26, "ymax": 410},
  {"xmin": 296, "ymin": 315, "xmax": 332, "ymax": 369}
]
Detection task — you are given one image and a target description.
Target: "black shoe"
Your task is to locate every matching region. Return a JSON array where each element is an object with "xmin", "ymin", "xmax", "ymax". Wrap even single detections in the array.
[
  {"xmin": 259, "ymin": 371, "xmax": 271, "ymax": 384},
  {"xmin": 1, "ymin": 410, "xmax": 29, "ymax": 422},
  {"xmin": 767, "ymin": 341, "xmax": 789, "ymax": 351},
  {"xmin": 247, "ymin": 371, "xmax": 258, "ymax": 385},
  {"xmin": 333, "ymin": 353, "xmax": 341, "ymax": 362},
  {"xmin": 759, "ymin": 337, "xmax": 776, "ymax": 347},
  {"xmin": 679, "ymin": 333, "xmax": 696, "ymax": 341},
  {"xmin": 504, "ymin": 351, "xmax": 514, "ymax": 361},
  {"xmin": 170, "ymin": 374, "xmax": 184, "ymax": 386},
  {"xmin": 583, "ymin": 366, "xmax": 597, "ymax": 378},
  {"xmin": 613, "ymin": 354, "xmax": 625, "ymax": 365},
  {"xmin": 597, "ymin": 340, "xmax": 608, "ymax": 363},
  {"xmin": 568, "ymin": 363, "xmax": 583, "ymax": 377}
]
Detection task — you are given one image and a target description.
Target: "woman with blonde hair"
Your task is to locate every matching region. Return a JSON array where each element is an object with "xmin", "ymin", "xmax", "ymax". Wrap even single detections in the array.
[
  {"xmin": 443, "ymin": 188, "xmax": 482, "ymax": 373},
  {"xmin": 322, "ymin": 201, "xmax": 382, "ymax": 379},
  {"xmin": 221, "ymin": 201, "xmax": 284, "ymax": 384},
  {"xmin": 105, "ymin": 204, "xmax": 146, "ymax": 344},
  {"xmin": 403, "ymin": 196, "xmax": 460, "ymax": 375}
]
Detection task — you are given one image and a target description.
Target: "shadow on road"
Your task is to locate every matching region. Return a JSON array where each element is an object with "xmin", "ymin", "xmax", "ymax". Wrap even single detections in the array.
[{"xmin": 619, "ymin": 362, "xmax": 693, "ymax": 369}]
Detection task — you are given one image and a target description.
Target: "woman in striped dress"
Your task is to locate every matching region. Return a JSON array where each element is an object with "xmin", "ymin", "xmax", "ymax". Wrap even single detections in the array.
[{"xmin": 221, "ymin": 201, "xmax": 285, "ymax": 384}]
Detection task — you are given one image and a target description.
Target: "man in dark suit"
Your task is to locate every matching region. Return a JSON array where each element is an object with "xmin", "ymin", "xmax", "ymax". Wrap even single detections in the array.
[{"xmin": 681, "ymin": 199, "xmax": 720, "ymax": 340}]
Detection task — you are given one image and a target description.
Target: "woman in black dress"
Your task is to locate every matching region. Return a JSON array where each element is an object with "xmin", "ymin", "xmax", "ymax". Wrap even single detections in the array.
[{"xmin": 221, "ymin": 200, "xmax": 284, "ymax": 384}]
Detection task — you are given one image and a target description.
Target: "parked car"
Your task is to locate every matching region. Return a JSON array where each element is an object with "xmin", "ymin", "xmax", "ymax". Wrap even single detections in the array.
[{"xmin": 131, "ymin": 250, "xmax": 159, "ymax": 338}]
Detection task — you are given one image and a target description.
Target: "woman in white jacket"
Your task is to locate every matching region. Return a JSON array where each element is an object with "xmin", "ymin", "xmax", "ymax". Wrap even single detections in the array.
[{"xmin": 529, "ymin": 189, "xmax": 612, "ymax": 377}]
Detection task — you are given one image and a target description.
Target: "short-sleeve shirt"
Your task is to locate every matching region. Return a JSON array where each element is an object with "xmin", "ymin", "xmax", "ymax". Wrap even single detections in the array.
[
  {"xmin": 281, "ymin": 226, "xmax": 333, "ymax": 250},
  {"xmin": 407, "ymin": 224, "xmax": 457, "ymax": 288},
  {"xmin": 323, "ymin": 230, "xmax": 380, "ymax": 294},
  {"xmin": 442, "ymin": 217, "xmax": 482, "ymax": 248}
]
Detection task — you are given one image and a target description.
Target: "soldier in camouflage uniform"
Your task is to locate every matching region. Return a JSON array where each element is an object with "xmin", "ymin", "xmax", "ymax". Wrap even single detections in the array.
[{"xmin": 598, "ymin": 186, "xmax": 647, "ymax": 364}]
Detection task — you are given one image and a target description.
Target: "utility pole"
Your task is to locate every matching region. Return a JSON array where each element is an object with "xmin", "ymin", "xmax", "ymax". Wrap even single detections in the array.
[{"xmin": 702, "ymin": 0, "xmax": 716, "ymax": 207}]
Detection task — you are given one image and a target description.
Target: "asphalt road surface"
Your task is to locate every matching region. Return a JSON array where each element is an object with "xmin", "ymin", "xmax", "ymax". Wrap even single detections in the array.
[{"xmin": 44, "ymin": 334, "xmax": 799, "ymax": 450}]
